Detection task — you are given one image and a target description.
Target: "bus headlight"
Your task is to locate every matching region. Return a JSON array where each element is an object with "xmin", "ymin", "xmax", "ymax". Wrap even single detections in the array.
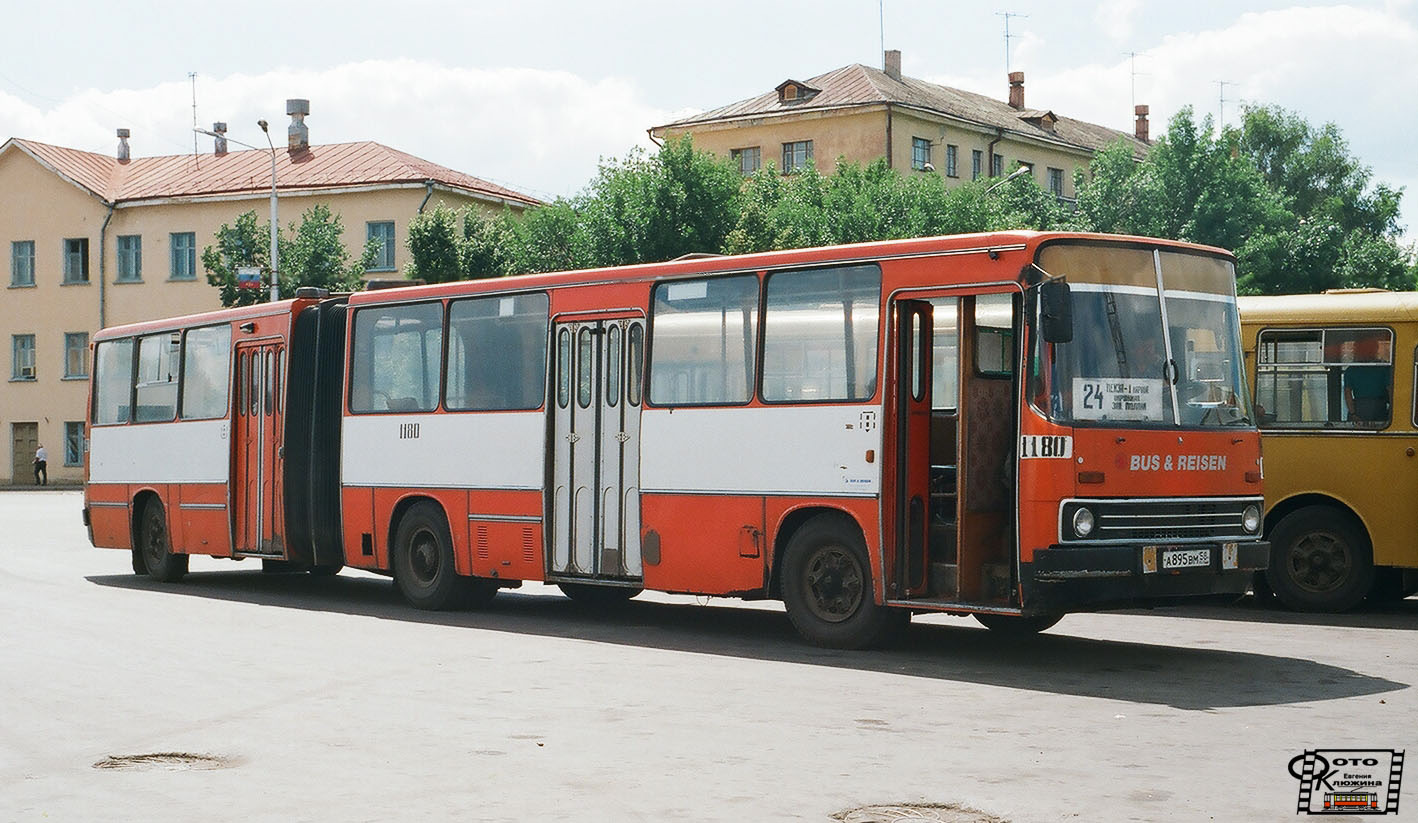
[
  {"xmin": 1242, "ymin": 504, "xmax": 1262, "ymax": 534},
  {"xmin": 1072, "ymin": 507, "xmax": 1096, "ymax": 538}
]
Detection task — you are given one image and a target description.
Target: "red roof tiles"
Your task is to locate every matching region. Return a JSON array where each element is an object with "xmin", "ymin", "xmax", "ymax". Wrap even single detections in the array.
[{"xmin": 3, "ymin": 138, "xmax": 540, "ymax": 207}]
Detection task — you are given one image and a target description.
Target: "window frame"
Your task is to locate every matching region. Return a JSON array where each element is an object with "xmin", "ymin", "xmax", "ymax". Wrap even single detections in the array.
[
  {"xmin": 63, "ymin": 238, "xmax": 90, "ymax": 284},
  {"xmin": 911, "ymin": 137, "xmax": 931, "ymax": 171},
  {"xmin": 11, "ymin": 240, "xmax": 35, "ymax": 287},
  {"xmin": 64, "ymin": 421, "xmax": 85, "ymax": 467},
  {"xmin": 945, "ymin": 145, "xmax": 959, "ymax": 178},
  {"xmin": 169, "ymin": 232, "xmax": 197, "ymax": 280},
  {"xmin": 991, "ymin": 153, "xmax": 1004, "ymax": 177},
  {"xmin": 367, "ymin": 221, "xmax": 396, "ymax": 272},
  {"xmin": 730, "ymin": 146, "xmax": 762, "ymax": 175},
  {"xmin": 1254, "ymin": 325, "xmax": 1395, "ymax": 431},
  {"xmin": 116, "ymin": 234, "xmax": 143, "ymax": 282},
  {"xmin": 781, "ymin": 140, "xmax": 814, "ymax": 174},
  {"xmin": 1047, "ymin": 167, "xmax": 1065, "ymax": 197},
  {"xmin": 12, "ymin": 334, "xmax": 36, "ymax": 380},
  {"xmin": 63, "ymin": 332, "xmax": 89, "ymax": 379},
  {"xmin": 347, "ymin": 300, "xmax": 447, "ymax": 414},
  {"xmin": 971, "ymin": 149, "xmax": 983, "ymax": 181},
  {"xmin": 759, "ymin": 264, "xmax": 883, "ymax": 405},
  {"xmin": 646, "ymin": 273, "xmax": 762, "ymax": 408},
  {"xmin": 443, "ymin": 291, "xmax": 550, "ymax": 412}
]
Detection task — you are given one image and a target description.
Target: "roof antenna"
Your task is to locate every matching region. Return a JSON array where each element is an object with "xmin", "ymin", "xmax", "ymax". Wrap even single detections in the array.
[
  {"xmin": 996, "ymin": 11, "xmax": 1028, "ymax": 74},
  {"xmin": 189, "ymin": 72, "xmax": 199, "ymax": 160}
]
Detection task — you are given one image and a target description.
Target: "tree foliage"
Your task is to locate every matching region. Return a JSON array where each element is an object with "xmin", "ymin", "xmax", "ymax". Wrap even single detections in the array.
[
  {"xmin": 203, "ymin": 205, "xmax": 377, "ymax": 307},
  {"xmin": 401, "ymin": 121, "xmax": 1413, "ymax": 296}
]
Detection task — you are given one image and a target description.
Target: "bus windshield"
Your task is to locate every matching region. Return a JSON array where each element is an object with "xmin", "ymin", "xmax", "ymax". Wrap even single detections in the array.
[{"xmin": 1031, "ymin": 243, "xmax": 1252, "ymax": 428}]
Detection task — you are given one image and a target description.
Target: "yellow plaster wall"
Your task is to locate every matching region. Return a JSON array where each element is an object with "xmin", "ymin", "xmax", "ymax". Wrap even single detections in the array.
[{"xmin": 0, "ymin": 147, "xmax": 521, "ymax": 484}]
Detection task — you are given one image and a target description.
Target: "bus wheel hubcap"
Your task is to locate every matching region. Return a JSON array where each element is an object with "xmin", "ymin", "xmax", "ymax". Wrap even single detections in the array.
[
  {"xmin": 805, "ymin": 547, "xmax": 862, "ymax": 623},
  {"xmin": 410, "ymin": 531, "xmax": 440, "ymax": 584},
  {"xmin": 1289, "ymin": 532, "xmax": 1349, "ymax": 593}
]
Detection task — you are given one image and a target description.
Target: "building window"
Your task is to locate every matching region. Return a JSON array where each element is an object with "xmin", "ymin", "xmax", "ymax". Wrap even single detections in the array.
[
  {"xmin": 911, "ymin": 137, "xmax": 931, "ymax": 171},
  {"xmin": 12, "ymin": 334, "xmax": 36, "ymax": 380},
  {"xmin": 64, "ymin": 332, "xmax": 89, "ymax": 378},
  {"xmin": 11, "ymin": 240, "xmax": 35, "ymax": 287},
  {"xmin": 971, "ymin": 150, "xmax": 983, "ymax": 181},
  {"xmin": 730, "ymin": 147, "xmax": 761, "ymax": 175},
  {"xmin": 64, "ymin": 422, "xmax": 85, "ymax": 467},
  {"xmin": 63, "ymin": 238, "xmax": 89, "ymax": 284},
  {"xmin": 170, "ymin": 232, "xmax": 196, "ymax": 280},
  {"xmin": 1048, "ymin": 167, "xmax": 1065, "ymax": 196},
  {"xmin": 116, "ymin": 235, "xmax": 142, "ymax": 282},
  {"xmin": 946, "ymin": 145, "xmax": 959, "ymax": 177},
  {"xmin": 781, "ymin": 140, "xmax": 813, "ymax": 174},
  {"xmin": 368, "ymin": 221, "xmax": 396, "ymax": 272},
  {"xmin": 991, "ymin": 153, "xmax": 1004, "ymax": 177}
]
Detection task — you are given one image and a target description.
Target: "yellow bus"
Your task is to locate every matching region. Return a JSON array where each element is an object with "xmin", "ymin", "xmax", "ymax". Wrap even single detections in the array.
[{"xmin": 1240, "ymin": 290, "xmax": 1418, "ymax": 611}]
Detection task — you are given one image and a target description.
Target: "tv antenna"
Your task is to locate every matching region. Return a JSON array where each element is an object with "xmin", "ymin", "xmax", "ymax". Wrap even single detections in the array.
[{"xmin": 996, "ymin": 11, "xmax": 1028, "ymax": 74}]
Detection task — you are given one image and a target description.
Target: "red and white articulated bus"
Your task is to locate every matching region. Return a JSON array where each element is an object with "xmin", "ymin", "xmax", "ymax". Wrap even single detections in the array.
[{"xmin": 85, "ymin": 231, "xmax": 1269, "ymax": 648}]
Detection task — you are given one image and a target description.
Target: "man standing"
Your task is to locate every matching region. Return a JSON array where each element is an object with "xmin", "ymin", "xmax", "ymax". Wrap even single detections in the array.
[{"xmin": 33, "ymin": 444, "xmax": 47, "ymax": 486}]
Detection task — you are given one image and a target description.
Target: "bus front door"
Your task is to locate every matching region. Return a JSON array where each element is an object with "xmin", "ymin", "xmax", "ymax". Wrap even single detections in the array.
[
  {"xmin": 887, "ymin": 299, "xmax": 933, "ymax": 599},
  {"xmin": 550, "ymin": 318, "xmax": 644, "ymax": 581},
  {"xmin": 233, "ymin": 341, "xmax": 285, "ymax": 556}
]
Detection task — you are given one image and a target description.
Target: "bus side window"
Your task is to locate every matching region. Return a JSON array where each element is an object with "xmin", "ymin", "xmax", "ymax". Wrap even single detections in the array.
[
  {"xmin": 133, "ymin": 332, "xmax": 179, "ymax": 422},
  {"xmin": 92, "ymin": 338, "xmax": 135, "ymax": 425},
  {"xmin": 974, "ymin": 293, "xmax": 1015, "ymax": 378},
  {"xmin": 761, "ymin": 265, "xmax": 880, "ymax": 402},
  {"xmin": 179, "ymin": 325, "xmax": 231, "ymax": 420},
  {"xmin": 1256, "ymin": 327, "xmax": 1392, "ymax": 429},
  {"xmin": 349, "ymin": 302, "xmax": 444, "ymax": 413},
  {"xmin": 446, "ymin": 292, "xmax": 549, "ymax": 411}
]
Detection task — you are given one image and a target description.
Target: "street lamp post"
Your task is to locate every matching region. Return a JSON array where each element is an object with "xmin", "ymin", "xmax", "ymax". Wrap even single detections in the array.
[{"xmin": 194, "ymin": 122, "xmax": 281, "ymax": 301}]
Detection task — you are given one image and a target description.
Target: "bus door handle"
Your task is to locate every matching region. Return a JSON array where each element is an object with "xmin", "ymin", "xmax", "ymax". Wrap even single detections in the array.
[{"xmin": 1164, "ymin": 359, "xmax": 1179, "ymax": 385}]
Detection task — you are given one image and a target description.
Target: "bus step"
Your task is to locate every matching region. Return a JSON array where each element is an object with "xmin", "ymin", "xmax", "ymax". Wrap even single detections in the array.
[
  {"xmin": 928, "ymin": 562, "xmax": 958, "ymax": 597},
  {"xmin": 981, "ymin": 563, "xmax": 1012, "ymax": 602}
]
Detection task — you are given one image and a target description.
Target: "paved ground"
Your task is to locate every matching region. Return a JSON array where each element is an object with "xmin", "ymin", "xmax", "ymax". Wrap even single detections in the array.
[{"xmin": 1, "ymin": 490, "xmax": 1413, "ymax": 822}]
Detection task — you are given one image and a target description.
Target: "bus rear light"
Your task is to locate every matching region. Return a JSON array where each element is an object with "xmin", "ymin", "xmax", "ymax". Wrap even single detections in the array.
[
  {"xmin": 1078, "ymin": 471, "xmax": 1105, "ymax": 484},
  {"xmin": 1245, "ymin": 471, "xmax": 1261, "ymax": 483}
]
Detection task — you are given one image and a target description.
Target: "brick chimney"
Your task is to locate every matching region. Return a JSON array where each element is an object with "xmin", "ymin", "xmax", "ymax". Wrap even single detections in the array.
[
  {"xmin": 116, "ymin": 128, "xmax": 131, "ymax": 163},
  {"xmin": 286, "ymin": 98, "xmax": 310, "ymax": 154},
  {"xmin": 212, "ymin": 122, "xmax": 228, "ymax": 155},
  {"xmin": 1134, "ymin": 104, "xmax": 1150, "ymax": 143},
  {"xmin": 884, "ymin": 49, "xmax": 902, "ymax": 82},
  {"xmin": 1008, "ymin": 72, "xmax": 1025, "ymax": 110}
]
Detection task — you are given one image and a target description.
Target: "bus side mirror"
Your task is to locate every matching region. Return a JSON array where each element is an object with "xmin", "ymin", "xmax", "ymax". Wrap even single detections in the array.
[{"xmin": 1040, "ymin": 280, "xmax": 1073, "ymax": 343}]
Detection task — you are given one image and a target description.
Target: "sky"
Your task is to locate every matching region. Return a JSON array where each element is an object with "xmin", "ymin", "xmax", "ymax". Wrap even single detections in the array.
[{"xmin": 2, "ymin": 0, "xmax": 1414, "ymax": 241}]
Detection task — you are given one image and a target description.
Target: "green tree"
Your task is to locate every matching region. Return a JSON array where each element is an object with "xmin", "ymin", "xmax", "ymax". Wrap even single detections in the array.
[
  {"xmin": 204, "ymin": 206, "xmax": 376, "ymax": 307},
  {"xmin": 404, "ymin": 204, "xmax": 464, "ymax": 283}
]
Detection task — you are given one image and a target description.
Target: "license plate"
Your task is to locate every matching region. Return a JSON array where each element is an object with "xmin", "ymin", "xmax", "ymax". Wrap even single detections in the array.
[{"xmin": 1161, "ymin": 548, "xmax": 1212, "ymax": 570}]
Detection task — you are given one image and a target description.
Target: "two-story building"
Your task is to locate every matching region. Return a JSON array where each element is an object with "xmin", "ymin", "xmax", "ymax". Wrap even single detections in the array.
[
  {"xmin": 1, "ymin": 100, "xmax": 538, "ymax": 484},
  {"xmin": 651, "ymin": 51, "xmax": 1152, "ymax": 201}
]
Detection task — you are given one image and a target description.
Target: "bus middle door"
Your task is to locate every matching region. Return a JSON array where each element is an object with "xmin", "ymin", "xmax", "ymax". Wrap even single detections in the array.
[
  {"xmin": 233, "ymin": 340, "xmax": 285, "ymax": 556},
  {"xmin": 550, "ymin": 317, "xmax": 645, "ymax": 581}
]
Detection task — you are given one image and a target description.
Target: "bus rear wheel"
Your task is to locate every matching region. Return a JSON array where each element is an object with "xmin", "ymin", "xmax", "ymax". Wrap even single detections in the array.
[
  {"xmin": 1265, "ymin": 506, "xmax": 1374, "ymax": 613},
  {"xmin": 781, "ymin": 513, "xmax": 907, "ymax": 649},
  {"xmin": 139, "ymin": 500, "xmax": 188, "ymax": 583},
  {"xmin": 393, "ymin": 502, "xmax": 497, "ymax": 610}
]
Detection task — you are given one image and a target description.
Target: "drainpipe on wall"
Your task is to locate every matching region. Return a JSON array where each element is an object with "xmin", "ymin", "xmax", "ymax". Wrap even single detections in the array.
[
  {"xmin": 98, "ymin": 203, "xmax": 115, "ymax": 329},
  {"xmin": 885, "ymin": 105, "xmax": 894, "ymax": 169},
  {"xmin": 417, "ymin": 180, "xmax": 435, "ymax": 214},
  {"xmin": 646, "ymin": 128, "xmax": 664, "ymax": 148},
  {"xmin": 985, "ymin": 128, "xmax": 1004, "ymax": 177}
]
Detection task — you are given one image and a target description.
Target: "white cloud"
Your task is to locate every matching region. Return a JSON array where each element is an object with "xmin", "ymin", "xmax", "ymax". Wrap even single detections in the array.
[
  {"xmin": 0, "ymin": 59, "xmax": 673, "ymax": 201},
  {"xmin": 1094, "ymin": 0, "xmax": 1142, "ymax": 42}
]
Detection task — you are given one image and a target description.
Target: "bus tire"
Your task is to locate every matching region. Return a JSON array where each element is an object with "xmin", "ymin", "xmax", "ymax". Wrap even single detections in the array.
[
  {"xmin": 1265, "ymin": 506, "xmax": 1374, "ymax": 613},
  {"xmin": 558, "ymin": 582, "xmax": 640, "ymax": 607},
  {"xmin": 130, "ymin": 548, "xmax": 147, "ymax": 576},
  {"xmin": 973, "ymin": 613, "xmax": 1062, "ymax": 635},
  {"xmin": 781, "ymin": 513, "xmax": 907, "ymax": 649},
  {"xmin": 139, "ymin": 500, "xmax": 188, "ymax": 583},
  {"xmin": 393, "ymin": 502, "xmax": 466, "ymax": 610}
]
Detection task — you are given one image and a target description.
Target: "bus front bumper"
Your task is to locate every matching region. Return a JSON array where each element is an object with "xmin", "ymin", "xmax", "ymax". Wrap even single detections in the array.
[{"xmin": 1023, "ymin": 540, "xmax": 1269, "ymax": 612}]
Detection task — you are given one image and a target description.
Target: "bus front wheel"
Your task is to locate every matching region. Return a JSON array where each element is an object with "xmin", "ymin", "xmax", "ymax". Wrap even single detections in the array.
[
  {"xmin": 139, "ymin": 500, "xmax": 188, "ymax": 583},
  {"xmin": 1265, "ymin": 506, "xmax": 1374, "ymax": 613},
  {"xmin": 781, "ymin": 513, "xmax": 907, "ymax": 649},
  {"xmin": 393, "ymin": 502, "xmax": 497, "ymax": 610}
]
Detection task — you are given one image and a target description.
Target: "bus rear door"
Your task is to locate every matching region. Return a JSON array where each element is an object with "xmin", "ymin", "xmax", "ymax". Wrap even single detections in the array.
[{"xmin": 233, "ymin": 340, "xmax": 285, "ymax": 555}]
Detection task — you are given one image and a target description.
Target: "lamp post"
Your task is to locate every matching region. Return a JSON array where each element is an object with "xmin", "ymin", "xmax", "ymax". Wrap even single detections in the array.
[
  {"xmin": 985, "ymin": 163, "xmax": 1033, "ymax": 194},
  {"xmin": 194, "ymin": 122, "xmax": 281, "ymax": 301}
]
